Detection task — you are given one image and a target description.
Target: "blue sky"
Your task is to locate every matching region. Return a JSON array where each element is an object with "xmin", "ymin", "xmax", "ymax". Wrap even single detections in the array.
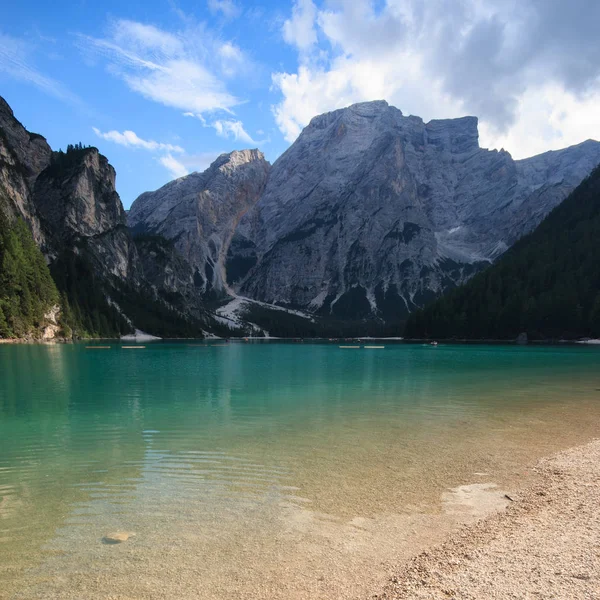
[{"xmin": 2, "ymin": 0, "xmax": 600, "ymax": 207}]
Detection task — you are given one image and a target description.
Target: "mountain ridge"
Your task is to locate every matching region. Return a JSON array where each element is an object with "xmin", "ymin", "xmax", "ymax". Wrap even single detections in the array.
[
  {"xmin": 130, "ymin": 100, "xmax": 600, "ymax": 325},
  {"xmin": 0, "ymin": 96, "xmax": 240, "ymax": 339},
  {"xmin": 3, "ymin": 94, "xmax": 600, "ymax": 339},
  {"xmin": 405, "ymin": 164, "xmax": 600, "ymax": 340}
]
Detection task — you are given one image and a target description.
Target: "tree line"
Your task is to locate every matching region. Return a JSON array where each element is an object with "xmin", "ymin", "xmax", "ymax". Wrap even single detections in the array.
[
  {"xmin": 0, "ymin": 209, "xmax": 59, "ymax": 338},
  {"xmin": 405, "ymin": 165, "xmax": 600, "ymax": 340}
]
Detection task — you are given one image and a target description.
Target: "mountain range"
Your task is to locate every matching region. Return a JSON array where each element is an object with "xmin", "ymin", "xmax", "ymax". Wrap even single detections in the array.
[{"xmin": 1, "ymin": 95, "xmax": 600, "ymax": 339}]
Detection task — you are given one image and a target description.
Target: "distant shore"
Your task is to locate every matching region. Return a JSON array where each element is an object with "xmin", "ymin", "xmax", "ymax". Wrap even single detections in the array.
[
  {"xmin": 2, "ymin": 336, "xmax": 600, "ymax": 346},
  {"xmin": 375, "ymin": 438, "xmax": 600, "ymax": 599}
]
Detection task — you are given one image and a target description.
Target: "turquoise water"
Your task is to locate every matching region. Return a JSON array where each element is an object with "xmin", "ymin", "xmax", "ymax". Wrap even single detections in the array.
[{"xmin": 1, "ymin": 342, "xmax": 600, "ymax": 599}]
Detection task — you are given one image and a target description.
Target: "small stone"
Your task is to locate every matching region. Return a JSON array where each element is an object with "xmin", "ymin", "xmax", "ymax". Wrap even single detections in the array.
[{"xmin": 103, "ymin": 532, "xmax": 135, "ymax": 544}]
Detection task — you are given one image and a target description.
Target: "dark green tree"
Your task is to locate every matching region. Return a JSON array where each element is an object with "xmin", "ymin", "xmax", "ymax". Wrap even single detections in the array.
[{"xmin": 405, "ymin": 164, "xmax": 600, "ymax": 340}]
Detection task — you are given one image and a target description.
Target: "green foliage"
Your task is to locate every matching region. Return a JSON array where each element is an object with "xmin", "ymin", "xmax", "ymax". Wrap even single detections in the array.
[
  {"xmin": 44, "ymin": 144, "xmax": 95, "ymax": 179},
  {"xmin": 49, "ymin": 249, "xmax": 132, "ymax": 338},
  {"xmin": 131, "ymin": 232, "xmax": 175, "ymax": 248},
  {"xmin": 0, "ymin": 211, "xmax": 59, "ymax": 338},
  {"xmin": 109, "ymin": 283, "xmax": 206, "ymax": 339},
  {"xmin": 243, "ymin": 303, "xmax": 403, "ymax": 338},
  {"xmin": 50, "ymin": 247, "xmax": 207, "ymax": 339},
  {"xmin": 405, "ymin": 165, "xmax": 600, "ymax": 340}
]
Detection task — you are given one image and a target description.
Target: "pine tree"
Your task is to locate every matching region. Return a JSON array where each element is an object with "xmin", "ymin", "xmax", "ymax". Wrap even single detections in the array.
[{"xmin": 405, "ymin": 165, "xmax": 600, "ymax": 340}]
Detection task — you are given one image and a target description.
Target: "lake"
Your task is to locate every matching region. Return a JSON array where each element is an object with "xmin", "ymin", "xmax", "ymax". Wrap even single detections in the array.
[{"xmin": 1, "ymin": 342, "xmax": 599, "ymax": 599}]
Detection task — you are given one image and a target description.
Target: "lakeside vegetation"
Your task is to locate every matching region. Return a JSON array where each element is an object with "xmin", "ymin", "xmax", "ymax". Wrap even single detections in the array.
[
  {"xmin": 405, "ymin": 165, "xmax": 600, "ymax": 340},
  {"xmin": 242, "ymin": 303, "xmax": 403, "ymax": 338},
  {"xmin": 0, "ymin": 210, "xmax": 59, "ymax": 338}
]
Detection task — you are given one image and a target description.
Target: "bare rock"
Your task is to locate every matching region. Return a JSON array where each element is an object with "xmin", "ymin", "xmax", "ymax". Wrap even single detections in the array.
[
  {"xmin": 103, "ymin": 532, "xmax": 135, "ymax": 544},
  {"xmin": 231, "ymin": 101, "xmax": 600, "ymax": 321},
  {"xmin": 128, "ymin": 149, "xmax": 270, "ymax": 299}
]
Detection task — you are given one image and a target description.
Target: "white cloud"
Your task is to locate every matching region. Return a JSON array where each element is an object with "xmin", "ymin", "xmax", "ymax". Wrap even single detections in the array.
[
  {"xmin": 181, "ymin": 151, "xmax": 223, "ymax": 172},
  {"xmin": 283, "ymin": 0, "xmax": 318, "ymax": 51},
  {"xmin": 92, "ymin": 127, "xmax": 184, "ymax": 153},
  {"xmin": 160, "ymin": 154, "xmax": 189, "ymax": 179},
  {"xmin": 480, "ymin": 84, "xmax": 600, "ymax": 158},
  {"xmin": 273, "ymin": 0, "xmax": 600, "ymax": 157},
  {"xmin": 218, "ymin": 42, "xmax": 246, "ymax": 78},
  {"xmin": 0, "ymin": 33, "xmax": 79, "ymax": 104},
  {"xmin": 212, "ymin": 119, "xmax": 262, "ymax": 145},
  {"xmin": 208, "ymin": 0, "xmax": 241, "ymax": 20},
  {"xmin": 272, "ymin": 57, "xmax": 458, "ymax": 144},
  {"xmin": 92, "ymin": 124, "xmax": 223, "ymax": 180},
  {"xmin": 78, "ymin": 19, "xmax": 248, "ymax": 115}
]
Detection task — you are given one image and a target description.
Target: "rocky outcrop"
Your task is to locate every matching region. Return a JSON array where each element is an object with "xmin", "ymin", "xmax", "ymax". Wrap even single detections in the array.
[
  {"xmin": 0, "ymin": 95, "xmax": 222, "ymax": 338},
  {"xmin": 0, "ymin": 96, "xmax": 135, "ymax": 282},
  {"xmin": 0, "ymin": 97, "xmax": 51, "ymax": 244},
  {"xmin": 225, "ymin": 101, "xmax": 600, "ymax": 321},
  {"xmin": 42, "ymin": 305, "xmax": 61, "ymax": 340},
  {"xmin": 33, "ymin": 148, "xmax": 137, "ymax": 279},
  {"xmin": 128, "ymin": 150, "xmax": 270, "ymax": 298}
]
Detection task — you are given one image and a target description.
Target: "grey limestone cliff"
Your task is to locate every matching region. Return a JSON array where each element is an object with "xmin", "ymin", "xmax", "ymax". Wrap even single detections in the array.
[
  {"xmin": 128, "ymin": 100, "xmax": 600, "ymax": 325},
  {"xmin": 0, "ymin": 95, "xmax": 221, "ymax": 337},
  {"xmin": 230, "ymin": 101, "xmax": 600, "ymax": 320},
  {"xmin": 0, "ymin": 97, "xmax": 51, "ymax": 245},
  {"xmin": 33, "ymin": 148, "xmax": 137, "ymax": 280},
  {"xmin": 128, "ymin": 149, "xmax": 270, "ymax": 299}
]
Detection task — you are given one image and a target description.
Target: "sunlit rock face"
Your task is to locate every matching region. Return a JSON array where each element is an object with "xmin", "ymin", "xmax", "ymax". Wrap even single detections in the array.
[
  {"xmin": 0, "ymin": 96, "xmax": 51, "ymax": 246},
  {"xmin": 228, "ymin": 101, "xmax": 600, "ymax": 320},
  {"xmin": 0, "ymin": 95, "xmax": 212, "ymax": 333},
  {"xmin": 128, "ymin": 100, "xmax": 600, "ymax": 323},
  {"xmin": 33, "ymin": 148, "xmax": 138, "ymax": 280},
  {"xmin": 0, "ymin": 95, "xmax": 137, "ymax": 281},
  {"xmin": 128, "ymin": 149, "xmax": 270, "ymax": 299}
]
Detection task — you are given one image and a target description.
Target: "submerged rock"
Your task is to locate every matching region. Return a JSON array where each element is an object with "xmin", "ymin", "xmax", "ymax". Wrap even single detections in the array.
[{"xmin": 103, "ymin": 532, "xmax": 135, "ymax": 544}]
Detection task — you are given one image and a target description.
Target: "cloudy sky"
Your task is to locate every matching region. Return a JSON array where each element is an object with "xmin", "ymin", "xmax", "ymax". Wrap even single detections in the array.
[{"xmin": 2, "ymin": 0, "xmax": 600, "ymax": 207}]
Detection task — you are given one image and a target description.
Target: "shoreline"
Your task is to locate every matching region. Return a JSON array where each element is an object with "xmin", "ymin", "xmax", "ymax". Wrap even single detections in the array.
[
  {"xmin": 2, "ymin": 336, "xmax": 600, "ymax": 346},
  {"xmin": 375, "ymin": 438, "xmax": 600, "ymax": 599}
]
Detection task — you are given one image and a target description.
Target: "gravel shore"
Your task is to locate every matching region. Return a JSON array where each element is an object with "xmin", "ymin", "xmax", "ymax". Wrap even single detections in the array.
[{"xmin": 375, "ymin": 439, "xmax": 600, "ymax": 599}]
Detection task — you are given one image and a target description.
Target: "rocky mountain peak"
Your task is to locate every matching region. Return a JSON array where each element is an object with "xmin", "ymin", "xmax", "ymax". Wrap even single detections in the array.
[
  {"xmin": 212, "ymin": 148, "xmax": 266, "ymax": 172},
  {"xmin": 0, "ymin": 95, "xmax": 52, "ymax": 246},
  {"xmin": 0, "ymin": 96, "xmax": 51, "ymax": 180},
  {"xmin": 306, "ymin": 100, "xmax": 396, "ymax": 131},
  {"xmin": 425, "ymin": 116, "xmax": 479, "ymax": 154},
  {"xmin": 34, "ymin": 147, "xmax": 125, "ymax": 242},
  {"xmin": 128, "ymin": 148, "xmax": 271, "ymax": 298},
  {"xmin": 227, "ymin": 101, "xmax": 600, "ymax": 321},
  {"xmin": 125, "ymin": 98, "xmax": 600, "ymax": 326}
]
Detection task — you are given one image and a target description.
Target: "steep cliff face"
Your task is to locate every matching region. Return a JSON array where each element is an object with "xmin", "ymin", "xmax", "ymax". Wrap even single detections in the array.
[
  {"xmin": 0, "ymin": 95, "xmax": 219, "ymax": 338},
  {"xmin": 0, "ymin": 97, "xmax": 51, "ymax": 245},
  {"xmin": 0, "ymin": 99, "xmax": 61, "ymax": 339},
  {"xmin": 32, "ymin": 149, "xmax": 218, "ymax": 337},
  {"xmin": 128, "ymin": 150, "xmax": 270, "ymax": 298},
  {"xmin": 227, "ymin": 101, "xmax": 600, "ymax": 321},
  {"xmin": 33, "ymin": 148, "xmax": 136, "ymax": 280}
]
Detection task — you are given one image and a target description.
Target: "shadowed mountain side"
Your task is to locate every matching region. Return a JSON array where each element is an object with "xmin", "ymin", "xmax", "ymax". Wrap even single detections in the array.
[{"xmin": 405, "ymin": 165, "xmax": 600, "ymax": 340}]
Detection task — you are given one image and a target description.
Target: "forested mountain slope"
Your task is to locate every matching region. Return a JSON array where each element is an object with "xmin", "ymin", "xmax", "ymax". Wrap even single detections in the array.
[
  {"xmin": 0, "ymin": 96, "xmax": 217, "ymax": 339},
  {"xmin": 404, "ymin": 166, "xmax": 600, "ymax": 340},
  {"xmin": 0, "ymin": 208, "xmax": 59, "ymax": 339}
]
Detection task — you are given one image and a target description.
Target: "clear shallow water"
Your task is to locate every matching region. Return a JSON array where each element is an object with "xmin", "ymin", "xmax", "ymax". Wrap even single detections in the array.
[{"xmin": 1, "ymin": 342, "xmax": 600, "ymax": 599}]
